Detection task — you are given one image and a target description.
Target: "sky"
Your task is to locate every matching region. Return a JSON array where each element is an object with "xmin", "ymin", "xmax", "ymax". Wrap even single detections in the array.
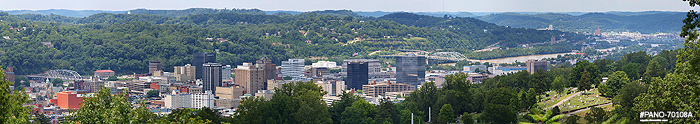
[{"xmin": 0, "ymin": 0, "xmax": 695, "ymax": 12}]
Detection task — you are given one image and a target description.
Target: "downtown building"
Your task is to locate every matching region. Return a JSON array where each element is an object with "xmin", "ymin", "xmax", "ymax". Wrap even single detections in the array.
[
  {"xmin": 280, "ymin": 59, "xmax": 305, "ymax": 80},
  {"xmin": 342, "ymin": 59, "xmax": 381, "ymax": 79},
  {"xmin": 202, "ymin": 63, "xmax": 222, "ymax": 93},
  {"xmin": 174, "ymin": 64, "xmax": 196, "ymax": 82},
  {"xmin": 192, "ymin": 52, "xmax": 216, "ymax": 79},
  {"xmin": 234, "ymin": 57, "xmax": 277, "ymax": 94},
  {"xmin": 392, "ymin": 54, "xmax": 426, "ymax": 89},
  {"xmin": 345, "ymin": 60, "xmax": 369, "ymax": 90}
]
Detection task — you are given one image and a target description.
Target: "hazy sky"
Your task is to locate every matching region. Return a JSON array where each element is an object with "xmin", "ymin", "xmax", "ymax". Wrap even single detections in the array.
[{"xmin": 0, "ymin": 0, "xmax": 694, "ymax": 12}]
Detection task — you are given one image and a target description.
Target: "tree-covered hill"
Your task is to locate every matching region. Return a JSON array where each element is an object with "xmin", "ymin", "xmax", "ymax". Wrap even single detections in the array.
[
  {"xmin": 477, "ymin": 12, "xmax": 685, "ymax": 33},
  {"xmin": 0, "ymin": 10, "xmax": 584, "ymax": 75}
]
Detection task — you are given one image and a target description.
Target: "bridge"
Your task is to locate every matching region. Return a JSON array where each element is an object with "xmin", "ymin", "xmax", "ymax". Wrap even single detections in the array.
[{"xmin": 26, "ymin": 69, "xmax": 86, "ymax": 81}]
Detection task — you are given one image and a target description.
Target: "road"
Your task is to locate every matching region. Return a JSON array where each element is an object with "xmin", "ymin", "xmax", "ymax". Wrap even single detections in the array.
[{"xmin": 566, "ymin": 103, "xmax": 613, "ymax": 116}]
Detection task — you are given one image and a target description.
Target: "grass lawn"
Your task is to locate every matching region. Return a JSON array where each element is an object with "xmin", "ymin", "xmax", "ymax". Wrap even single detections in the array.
[
  {"xmin": 558, "ymin": 88, "xmax": 611, "ymax": 112},
  {"xmin": 537, "ymin": 88, "xmax": 575, "ymax": 108}
]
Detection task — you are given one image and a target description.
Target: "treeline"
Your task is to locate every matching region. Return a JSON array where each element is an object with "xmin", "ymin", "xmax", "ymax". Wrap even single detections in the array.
[
  {"xmin": 477, "ymin": 12, "xmax": 685, "ymax": 33},
  {"xmin": 0, "ymin": 10, "xmax": 584, "ymax": 75}
]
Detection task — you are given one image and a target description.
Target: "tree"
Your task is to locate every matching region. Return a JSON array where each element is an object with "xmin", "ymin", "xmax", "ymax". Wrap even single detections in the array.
[
  {"xmin": 531, "ymin": 69, "xmax": 548, "ymax": 95},
  {"xmin": 330, "ymin": 91, "xmax": 362, "ymax": 124},
  {"xmin": 524, "ymin": 108, "xmax": 565, "ymax": 124},
  {"xmin": 578, "ymin": 69, "xmax": 591, "ymax": 92},
  {"xmin": 526, "ymin": 88, "xmax": 537, "ymax": 109},
  {"xmin": 52, "ymin": 78, "xmax": 64, "ymax": 86},
  {"xmin": 461, "ymin": 112, "xmax": 473, "ymax": 124},
  {"xmin": 584, "ymin": 107, "xmax": 608, "ymax": 124},
  {"xmin": 68, "ymin": 87, "xmax": 208, "ymax": 123},
  {"xmin": 600, "ymin": 71, "xmax": 630, "ymax": 97},
  {"xmin": 569, "ymin": 60, "xmax": 600, "ymax": 87},
  {"xmin": 33, "ymin": 113, "xmax": 51, "ymax": 124},
  {"xmin": 612, "ymin": 82, "xmax": 646, "ymax": 121},
  {"xmin": 564, "ymin": 115, "xmax": 579, "ymax": 124},
  {"xmin": 620, "ymin": 63, "xmax": 639, "ymax": 80},
  {"xmin": 480, "ymin": 87, "xmax": 517, "ymax": 123},
  {"xmin": 642, "ymin": 59, "xmax": 665, "ymax": 83},
  {"xmin": 0, "ymin": 68, "xmax": 31, "ymax": 123},
  {"xmin": 375, "ymin": 98, "xmax": 398, "ymax": 124},
  {"xmin": 195, "ymin": 107, "xmax": 221, "ymax": 124},
  {"xmin": 147, "ymin": 90, "xmax": 159, "ymax": 98},
  {"xmin": 107, "ymin": 76, "xmax": 118, "ymax": 81},
  {"xmin": 438, "ymin": 104, "xmax": 456, "ymax": 124},
  {"xmin": 551, "ymin": 75, "xmax": 566, "ymax": 95},
  {"xmin": 632, "ymin": 1, "xmax": 700, "ymax": 122},
  {"xmin": 341, "ymin": 100, "xmax": 376, "ymax": 124}
]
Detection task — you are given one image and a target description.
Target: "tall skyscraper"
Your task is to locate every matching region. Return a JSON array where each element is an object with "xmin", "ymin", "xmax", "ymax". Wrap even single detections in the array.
[
  {"xmin": 394, "ymin": 54, "xmax": 426, "ymax": 88},
  {"xmin": 526, "ymin": 60, "xmax": 548, "ymax": 74},
  {"xmin": 235, "ymin": 57, "xmax": 277, "ymax": 94},
  {"xmin": 281, "ymin": 59, "xmax": 305, "ymax": 80},
  {"xmin": 222, "ymin": 65, "xmax": 232, "ymax": 82},
  {"xmin": 192, "ymin": 52, "xmax": 216, "ymax": 79},
  {"xmin": 346, "ymin": 61, "xmax": 368, "ymax": 90},
  {"xmin": 202, "ymin": 63, "xmax": 222, "ymax": 93},
  {"xmin": 342, "ymin": 59, "xmax": 380, "ymax": 79},
  {"xmin": 174, "ymin": 64, "xmax": 196, "ymax": 82},
  {"xmin": 149, "ymin": 60, "xmax": 162, "ymax": 74}
]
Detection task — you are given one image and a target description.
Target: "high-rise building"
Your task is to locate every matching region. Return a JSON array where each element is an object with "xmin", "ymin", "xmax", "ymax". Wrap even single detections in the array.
[
  {"xmin": 174, "ymin": 64, "xmax": 196, "ymax": 82},
  {"xmin": 256, "ymin": 57, "xmax": 277, "ymax": 81},
  {"xmin": 394, "ymin": 54, "xmax": 426, "ymax": 88},
  {"xmin": 281, "ymin": 59, "xmax": 305, "ymax": 80},
  {"xmin": 346, "ymin": 61, "xmax": 368, "ymax": 90},
  {"xmin": 203, "ymin": 63, "xmax": 222, "ymax": 93},
  {"xmin": 191, "ymin": 90, "xmax": 216, "ymax": 109},
  {"xmin": 164, "ymin": 90, "xmax": 191, "ymax": 109},
  {"xmin": 149, "ymin": 60, "xmax": 162, "ymax": 74},
  {"xmin": 342, "ymin": 59, "xmax": 380, "ymax": 79},
  {"xmin": 192, "ymin": 52, "xmax": 216, "ymax": 79},
  {"xmin": 3, "ymin": 67, "xmax": 14, "ymax": 83},
  {"xmin": 235, "ymin": 57, "xmax": 277, "ymax": 94},
  {"xmin": 222, "ymin": 65, "xmax": 232, "ymax": 82},
  {"xmin": 526, "ymin": 60, "xmax": 548, "ymax": 74}
]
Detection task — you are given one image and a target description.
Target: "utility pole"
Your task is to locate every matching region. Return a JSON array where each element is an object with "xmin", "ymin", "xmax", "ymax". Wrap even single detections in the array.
[
  {"xmin": 429, "ymin": 107, "xmax": 431, "ymax": 122},
  {"xmin": 411, "ymin": 113, "xmax": 414, "ymax": 124}
]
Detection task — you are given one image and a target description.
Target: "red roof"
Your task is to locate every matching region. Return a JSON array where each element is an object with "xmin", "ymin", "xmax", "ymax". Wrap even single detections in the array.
[{"xmin": 94, "ymin": 70, "xmax": 114, "ymax": 73}]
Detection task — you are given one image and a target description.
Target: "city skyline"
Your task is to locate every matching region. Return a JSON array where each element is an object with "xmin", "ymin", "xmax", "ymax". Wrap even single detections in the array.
[{"xmin": 0, "ymin": 0, "xmax": 694, "ymax": 12}]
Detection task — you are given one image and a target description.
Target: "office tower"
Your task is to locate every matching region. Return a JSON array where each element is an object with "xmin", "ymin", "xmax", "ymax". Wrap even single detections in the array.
[
  {"xmin": 235, "ymin": 57, "xmax": 277, "ymax": 93},
  {"xmin": 174, "ymin": 64, "xmax": 196, "ymax": 82},
  {"xmin": 192, "ymin": 52, "xmax": 216, "ymax": 79},
  {"xmin": 395, "ymin": 54, "xmax": 426, "ymax": 88},
  {"xmin": 342, "ymin": 59, "xmax": 380, "ymax": 79},
  {"xmin": 526, "ymin": 60, "xmax": 548, "ymax": 74},
  {"xmin": 149, "ymin": 60, "xmax": 162, "ymax": 74},
  {"xmin": 281, "ymin": 59, "xmax": 305, "ymax": 80},
  {"xmin": 256, "ymin": 57, "xmax": 277, "ymax": 81},
  {"xmin": 202, "ymin": 63, "xmax": 222, "ymax": 93},
  {"xmin": 346, "ymin": 61, "xmax": 368, "ymax": 90},
  {"xmin": 222, "ymin": 65, "xmax": 232, "ymax": 82}
]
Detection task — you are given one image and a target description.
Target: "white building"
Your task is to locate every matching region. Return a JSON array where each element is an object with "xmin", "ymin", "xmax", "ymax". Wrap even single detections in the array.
[
  {"xmin": 164, "ymin": 90, "xmax": 191, "ymax": 109},
  {"xmin": 312, "ymin": 61, "xmax": 337, "ymax": 68},
  {"xmin": 281, "ymin": 59, "xmax": 305, "ymax": 80},
  {"xmin": 191, "ymin": 90, "xmax": 216, "ymax": 108}
]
